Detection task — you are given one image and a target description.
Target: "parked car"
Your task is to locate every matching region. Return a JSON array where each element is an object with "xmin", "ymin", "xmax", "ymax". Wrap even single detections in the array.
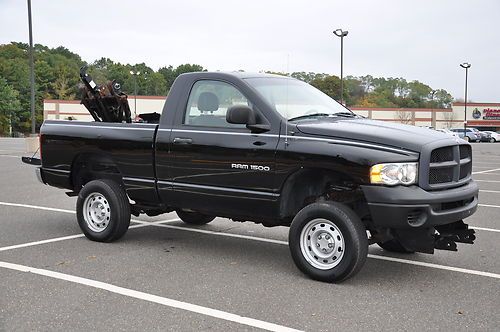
[
  {"xmin": 450, "ymin": 128, "xmax": 481, "ymax": 142},
  {"xmin": 483, "ymin": 131, "xmax": 500, "ymax": 142},
  {"xmin": 468, "ymin": 128, "xmax": 492, "ymax": 142},
  {"xmin": 436, "ymin": 128, "xmax": 460, "ymax": 138},
  {"xmin": 22, "ymin": 71, "xmax": 478, "ymax": 283}
]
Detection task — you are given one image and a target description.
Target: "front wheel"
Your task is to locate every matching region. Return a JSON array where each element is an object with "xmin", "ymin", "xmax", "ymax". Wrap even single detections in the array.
[
  {"xmin": 289, "ymin": 202, "xmax": 368, "ymax": 283},
  {"xmin": 76, "ymin": 179, "xmax": 131, "ymax": 242},
  {"xmin": 490, "ymin": 138, "xmax": 496, "ymax": 143}
]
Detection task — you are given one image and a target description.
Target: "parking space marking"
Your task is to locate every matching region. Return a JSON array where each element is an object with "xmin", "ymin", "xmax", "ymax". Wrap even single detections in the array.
[
  {"xmin": 0, "ymin": 261, "xmax": 302, "ymax": 332},
  {"xmin": 0, "ymin": 219, "xmax": 180, "ymax": 253},
  {"xmin": 0, "ymin": 155, "xmax": 22, "ymax": 158},
  {"xmin": 366, "ymin": 255, "xmax": 500, "ymax": 279},
  {"xmin": 3, "ymin": 202, "xmax": 500, "ymax": 280},
  {"xmin": 0, "ymin": 201, "xmax": 74, "ymax": 214},
  {"xmin": 0, "ymin": 234, "xmax": 84, "ymax": 252},
  {"xmin": 472, "ymin": 167, "xmax": 500, "ymax": 175},
  {"xmin": 140, "ymin": 222, "xmax": 500, "ymax": 280},
  {"xmin": 131, "ymin": 220, "xmax": 289, "ymax": 245},
  {"xmin": 475, "ymin": 180, "xmax": 500, "ymax": 183},
  {"xmin": 479, "ymin": 190, "xmax": 500, "ymax": 194},
  {"xmin": 470, "ymin": 226, "xmax": 500, "ymax": 233},
  {"xmin": 479, "ymin": 203, "xmax": 500, "ymax": 209},
  {"xmin": 473, "ymin": 161, "xmax": 500, "ymax": 165}
]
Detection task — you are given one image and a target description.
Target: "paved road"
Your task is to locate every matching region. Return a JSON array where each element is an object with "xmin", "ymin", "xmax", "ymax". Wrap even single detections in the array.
[{"xmin": 1, "ymin": 138, "xmax": 499, "ymax": 331}]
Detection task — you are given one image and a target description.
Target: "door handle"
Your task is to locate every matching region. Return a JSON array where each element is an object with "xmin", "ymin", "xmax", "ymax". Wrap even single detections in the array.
[{"xmin": 173, "ymin": 137, "xmax": 193, "ymax": 145}]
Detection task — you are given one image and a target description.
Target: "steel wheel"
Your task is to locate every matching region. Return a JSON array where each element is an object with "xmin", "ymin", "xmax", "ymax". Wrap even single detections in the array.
[
  {"xmin": 299, "ymin": 218, "xmax": 345, "ymax": 270},
  {"xmin": 82, "ymin": 192, "xmax": 111, "ymax": 233}
]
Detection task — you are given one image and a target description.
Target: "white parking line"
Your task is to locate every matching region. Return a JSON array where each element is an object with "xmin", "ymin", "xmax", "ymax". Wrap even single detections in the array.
[
  {"xmin": 0, "ymin": 219, "xmax": 180, "ymax": 253},
  {"xmin": 479, "ymin": 190, "xmax": 500, "ymax": 194},
  {"xmin": 479, "ymin": 204, "xmax": 500, "ymax": 209},
  {"xmin": 475, "ymin": 180, "xmax": 500, "ymax": 183},
  {"xmin": 470, "ymin": 226, "xmax": 500, "ymax": 233},
  {"xmin": 0, "ymin": 261, "xmax": 302, "ymax": 332},
  {"xmin": 366, "ymin": 255, "xmax": 500, "ymax": 279},
  {"xmin": 473, "ymin": 166, "xmax": 500, "ymax": 169},
  {"xmin": 0, "ymin": 155, "xmax": 22, "ymax": 158},
  {"xmin": 0, "ymin": 202, "xmax": 74, "ymax": 214},
  {"xmin": 472, "ymin": 167, "xmax": 500, "ymax": 175},
  {"xmin": 473, "ymin": 161, "xmax": 500, "ymax": 165},
  {"xmin": 3, "ymin": 201, "xmax": 500, "ymax": 280},
  {"xmin": 140, "ymin": 222, "xmax": 500, "ymax": 280}
]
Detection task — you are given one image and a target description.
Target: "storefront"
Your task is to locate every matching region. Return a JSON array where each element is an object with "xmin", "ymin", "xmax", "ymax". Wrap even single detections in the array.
[{"xmin": 454, "ymin": 102, "xmax": 500, "ymax": 132}]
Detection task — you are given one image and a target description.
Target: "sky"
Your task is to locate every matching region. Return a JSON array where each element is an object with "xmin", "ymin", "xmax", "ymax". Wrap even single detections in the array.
[{"xmin": 1, "ymin": 0, "xmax": 499, "ymax": 102}]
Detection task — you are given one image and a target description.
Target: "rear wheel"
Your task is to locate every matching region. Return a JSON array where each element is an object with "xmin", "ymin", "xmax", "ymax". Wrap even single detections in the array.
[
  {"xmin": 176, "ymin": 210, "xmax": 215, "ymax": 225},
  {"xmin": 378, "ymin": 239, "xmax": 415, "ymax": 253},
  {"xmin": 289, "ymin": 202, "xmax": 368, "ymax": 283},
  {"xmin": 76, "ymin": 179, "xmax": 131, "ymax": 242}
]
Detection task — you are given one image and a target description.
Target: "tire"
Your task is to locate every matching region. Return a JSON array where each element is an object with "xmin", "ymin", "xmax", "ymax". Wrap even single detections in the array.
[
  {"xmin": 288, "ymin": 201, "xmax": 368, "ymax": 283},
  {"xmin": 176, "ymin": 210, "xmax": 215, "ymax": 225},
  {"xmin": 76, "ymin": 179, "xmax": 131, "ymax": 242},
  {"xmin": 490, "ymin": 138, "xmax": 495, "ymax": 143},
  {"xmin": 378, "ymin": 239, "xmax": 415, "ymax": 254},
  {"xmin": 464, "ymin": 136, "xmax": 470, "ymax": 142}
]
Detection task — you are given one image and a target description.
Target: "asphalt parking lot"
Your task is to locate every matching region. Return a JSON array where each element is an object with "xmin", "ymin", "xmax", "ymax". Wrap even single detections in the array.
[{"xmin": 0, "ymin": 137, "xmax": 499, "ymax": 331}]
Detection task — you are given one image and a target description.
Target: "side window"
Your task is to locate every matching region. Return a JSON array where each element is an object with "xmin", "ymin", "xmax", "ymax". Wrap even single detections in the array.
[{"xmin": 184, "ymin": 80, "xmax": 250, "ymax": 128}]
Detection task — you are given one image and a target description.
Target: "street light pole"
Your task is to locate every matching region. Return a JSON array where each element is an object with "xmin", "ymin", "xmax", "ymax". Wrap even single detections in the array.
[
  {"xmin": 430, "ymin": 89, "xmax": 437, "ymax": 128},
  {"xmin": 460, "ymin": 62, "xmax": 471, "ymax": 134},
  {"xmin": 333, "ymin": 28, "xmax": 348, "ymax": 105},
  {"xmin": 129, "ymin": 70, "xmax": 140, "ymax": 118},
  {"xmin": 27, "ymin": 0, "xmax": 35, "ymax": 134}
]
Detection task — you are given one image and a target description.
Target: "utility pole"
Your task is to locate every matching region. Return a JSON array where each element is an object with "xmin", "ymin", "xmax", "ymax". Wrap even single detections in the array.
[{"xmin": 27, "ymin": 0, "xmax": 35, "ymax": 134}]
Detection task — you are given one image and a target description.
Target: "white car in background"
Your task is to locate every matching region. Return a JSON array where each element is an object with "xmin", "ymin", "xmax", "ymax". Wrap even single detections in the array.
[
  {"xmin": 483, "ymin": 131, "xmax": 500, "ymax": 142},
  {"xmin": 436, "ymin": 128, "xmax": 460, "ymax": 138}
]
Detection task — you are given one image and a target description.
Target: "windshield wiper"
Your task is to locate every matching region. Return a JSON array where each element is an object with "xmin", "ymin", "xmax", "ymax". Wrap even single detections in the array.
[
  {"xmin": 288, "ymin": 112, "xmax": 358, "ymax": 122},
  {"xmin": 288, "ymin": 113, "xmax": 332, "ymax": 121},
  {"xmin": 331, "ymin": 111, "xmax": 357, "ymax": 117}
]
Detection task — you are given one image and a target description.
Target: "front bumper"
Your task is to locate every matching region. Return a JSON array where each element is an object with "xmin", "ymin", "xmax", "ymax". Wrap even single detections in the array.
[{"xmin": 361, "ymin": 180, "xmax": 478, "ymax": 229}]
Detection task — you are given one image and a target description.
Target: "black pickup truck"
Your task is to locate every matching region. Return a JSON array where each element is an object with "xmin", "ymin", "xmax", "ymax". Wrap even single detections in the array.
[{"xmin": 28, "ymin": 72, "xmax": 478, "ymax": 282}]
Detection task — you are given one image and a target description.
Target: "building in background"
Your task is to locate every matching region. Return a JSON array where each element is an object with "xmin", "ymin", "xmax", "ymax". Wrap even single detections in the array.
[
  {"xmin": 43, "ymin": 98, "xmax": 500, "ymax": 132},
  {"xmin": 43, "ymin": 96, "xmax": 166, "ymax": 122}
]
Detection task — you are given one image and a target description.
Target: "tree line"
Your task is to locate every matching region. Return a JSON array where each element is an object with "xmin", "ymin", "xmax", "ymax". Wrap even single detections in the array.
[{"xmin": 0, "ymin": 42, "xmax": 453, "ymax": 135}]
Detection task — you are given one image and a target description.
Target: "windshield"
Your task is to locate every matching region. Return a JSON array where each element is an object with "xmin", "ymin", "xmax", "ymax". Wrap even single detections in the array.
[{"xmin": 245, "ymin": 77, "xmax": 351, "ymax": 120}]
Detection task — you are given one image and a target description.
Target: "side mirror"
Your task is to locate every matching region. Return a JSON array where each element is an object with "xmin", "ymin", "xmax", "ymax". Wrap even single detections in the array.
[{"xmin": 226, "ymin": 105, "xmax": 256, "ymax": 125}]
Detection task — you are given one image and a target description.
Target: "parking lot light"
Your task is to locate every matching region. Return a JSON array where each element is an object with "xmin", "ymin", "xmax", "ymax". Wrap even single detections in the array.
[
  {"xmin": 333, "ymin": 28, "xmax": 349, "ymax": 105},
  {"xmin": 129, "ymin": 70, "xmax": 141, "ymax": 118},
  {"xmin": 460, "ymin": 62, "xmax": 471, "ymax": 134}
]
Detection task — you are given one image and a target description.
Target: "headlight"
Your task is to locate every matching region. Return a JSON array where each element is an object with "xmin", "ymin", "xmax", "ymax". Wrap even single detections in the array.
[{"xmin": 370, "ymin": 162, "xmax": 418, "ymax": 186}]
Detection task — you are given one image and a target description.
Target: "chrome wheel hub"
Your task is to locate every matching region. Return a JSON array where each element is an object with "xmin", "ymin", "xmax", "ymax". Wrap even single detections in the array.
[
  {"xmin": 300, "ymin": 218, "xmax": 345, "ymax": 270},
  {"xmin": 83, "ymin": 193, "xmax": 111, "ymax": 233}
]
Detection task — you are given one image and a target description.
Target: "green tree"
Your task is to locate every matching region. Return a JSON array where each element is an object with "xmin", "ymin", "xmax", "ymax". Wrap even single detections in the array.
[
  {"xmin": 0, "ymin": 78, "xmax": 22, "ymax": 135},
  {"xmin": 310, "ymin": 75, "xmax": 342, "ymax": 101}
]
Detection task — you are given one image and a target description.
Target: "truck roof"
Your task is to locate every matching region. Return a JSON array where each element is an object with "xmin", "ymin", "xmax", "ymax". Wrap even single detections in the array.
[{"xmin": 178, "ymin": 71, "xmax": 295, "ymax": 80}]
